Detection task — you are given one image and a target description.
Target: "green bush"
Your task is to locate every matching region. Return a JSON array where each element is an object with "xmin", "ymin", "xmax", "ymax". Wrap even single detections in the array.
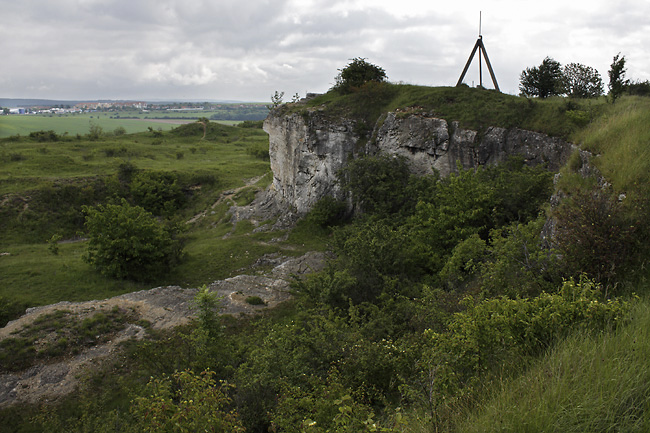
[
  {"xmin": 305, "ymin": 196, "xmax": 348, "ymax": 228},
  {"xmin": 130, "ymin": 369, "xmax": 245, "ymax": 432},
  {"xmin": 29, "ymin": 130, "xmax": 60, "ymax": 142},
  {"xmin": 415, "ymin": 277, "xmax": 630, "ymax": 415},
  {"xmin": 333, "ymin": 57, "xmax": 387, "ymax": 94},
  {"xmin": 338, "ymin": 154, "xmax": 419, "ymax": 217},
  {"xmin": 0, "ymin": 296, "xmax": 26, "ymax": 328},
  {"xmin": 553, "ymin": 185, "xmax": 645, "ymax": 287},
  {"xmin": 129, "ymin": 171, "xmax": 187, "ymax": 216},
  {"xmin": 83, "ymin": 199, "xmax": 184, "ymax": 281},
  {"xmin": 238, "ymin": 120, "xmax": 264, "ymax": 129},
  {"xmin": 245, "ymin": 296, "xmax": 265, "ymax": 305}
]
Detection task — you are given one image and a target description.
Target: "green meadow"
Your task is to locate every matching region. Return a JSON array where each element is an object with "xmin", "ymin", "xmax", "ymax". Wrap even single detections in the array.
[
  {"xmin": 0, "ymin": 113, "xmax": 178, "ymax": 138},
  {"xmin": 0, "ymin": 119, "xmax": 324, "ymax": 312}
]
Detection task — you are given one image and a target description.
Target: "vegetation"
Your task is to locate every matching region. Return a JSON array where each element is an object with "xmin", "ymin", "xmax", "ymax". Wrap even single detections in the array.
[
  {"xmin": 2, "ymin": 78, "xmax": 650, "ymax": 432},
  {"xmin": 0, "ymin": 306, "xmax": 134, "ymax": 373},
  {"xmin": 608, "ymin": 53, "xmax": 629, "ymax": 103},
  {"xmin": 519, "ymin": 57, "xmax": 604, "ymax": 99},
  {"xmin": 83, "ymin": 199, "xmax": 184, "ymax": 281},
  {"xmin": 0, "ymin": 105, "xmax": 268, "ymax": 138},
  {"xmin": 332, "ymin": 57, "xmax": 387, "ymax": 94},
  {"xmin": 519, "ymin": 57, "xmax": 566, "ymax": 98}
]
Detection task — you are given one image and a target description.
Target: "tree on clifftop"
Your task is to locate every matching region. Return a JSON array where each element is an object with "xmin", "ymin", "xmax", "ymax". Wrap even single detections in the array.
[
  {"xmin": 332, "ymin": 57, "xmax": 387, "ymax": 94},
  {"xmin": 563, "ymin": 63, "xmax": 604, "ymax": 98},
  {"xmin": 519, "ymin": 57, "xmax": 564, "ymax": 98},
  {"xmin": 608, "ymin": 53, "xmax": 629, "ymax": 103}
]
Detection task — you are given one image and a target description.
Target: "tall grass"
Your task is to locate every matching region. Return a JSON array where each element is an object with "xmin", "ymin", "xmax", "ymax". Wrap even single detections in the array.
[
  {"xmin": 457, "ymin": 298, "xmax": 650, "ymax": 433},
  {"xmin": 573, "ymin": 96, "xmax": 650, "ymax": 193}
]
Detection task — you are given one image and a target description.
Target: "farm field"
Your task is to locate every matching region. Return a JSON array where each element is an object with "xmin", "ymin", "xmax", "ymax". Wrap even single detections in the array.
[{"xmin": 0, "ymin": 112, "xmax": 243, "ymax": 138}]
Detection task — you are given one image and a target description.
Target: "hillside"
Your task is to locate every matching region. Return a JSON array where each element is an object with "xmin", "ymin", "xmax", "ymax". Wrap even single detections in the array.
[{"xmin": 1, "ymin": 85, "xmax": 649, "ymax": 432}]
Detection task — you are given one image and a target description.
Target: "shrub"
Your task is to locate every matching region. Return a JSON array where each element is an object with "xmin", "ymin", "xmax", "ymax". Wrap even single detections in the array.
[
  {"xmin": 0, "ymin": 296, "xmax": 26, "ymax": 328},
  {"xmin": 245, "ymin": 144, "xmax": 270, "ymax": 160},
  {"xmin": 130, "ymin": 370, "xmax": 245, "ymax": 432},
  {"xmin": 245, "ymin": 296, "xmax": 265, "ymax": 305},
  {"xmin": 129, "ymin": 171, "xmax": 186, "ymax": 216},
  {"xmin": 338, "ymin": 154, "xmax": 416, "ymax": 217},
  {"xmin": 553, "ymin": 186, "xmax": 643, "ymax": 287},
  {"xmin": 29, "ymin": 130, "xmax": 60, "ymax": 142},
  {"xmin": 82, "ymin": 199, "xmax": 183, "ymax": 281},
  {"xmin": 332, "ymin": 57, "xmax": 387, "ymax": 94},
  {"xmin": 238, "ymin": 120, "xmax": 264, "ymax": 129},
  {"xmin": 305, "ymin": 196, "xmax": 348, "ymax": 228},
  {"xmin": 416, "ymin": 277, "xmax": 630, "ymax": 414}
]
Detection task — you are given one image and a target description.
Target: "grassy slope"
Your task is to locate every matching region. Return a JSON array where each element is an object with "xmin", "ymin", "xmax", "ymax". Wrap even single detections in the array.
[
  {"xmin": 574, "ymin": 96, "xmax": 650, "ymax": 194},
  {"xmin": 458, "ymin": 298, "xmax": 650, "ymax": 433},
  {"xmin": 444, "ymin": 96, "xmax": 650, "ymax": 431}
]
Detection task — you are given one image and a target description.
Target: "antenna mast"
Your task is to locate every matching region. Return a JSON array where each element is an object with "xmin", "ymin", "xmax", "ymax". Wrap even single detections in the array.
[{"xmin": 457, "ymin": 11, "xmax": 500, "ymax": 92}]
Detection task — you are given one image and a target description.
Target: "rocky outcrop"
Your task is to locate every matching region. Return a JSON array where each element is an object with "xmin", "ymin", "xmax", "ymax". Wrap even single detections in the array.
[
  {"xmin": 372, "ymin": 112, "xmax": 575, "ymax": 176},
  {"xmin": 264, "ymin": 110, "xmax": 358, "ymax": 215},
  {"xmin": 264, "ymin": 108, "xmax": 576, "ymax": 216},
  {"xmin": 0, "ymin": 251, "xmax": 328, "ymax": 407}
]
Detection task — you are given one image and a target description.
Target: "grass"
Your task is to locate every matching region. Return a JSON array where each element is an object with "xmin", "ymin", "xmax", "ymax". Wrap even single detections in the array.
[
  {"xmin": 0, "ymin": 113, "xmax": 183, "ymax": 138},
  {"xmin": 573, "ymin": 96, "xmax": 650, "ymax": 194},
  {"xmin": 0, "ymin": 306, "xmax": 135, "ymax": 373},
  {"xmin": 0, "ymin": 242, "xmax": 147, "ymax": 307},
  {"xmin": 0, "ymin": 108, "xmax": 267, "ymax": 138},
  {"xmin": 457, "ymin": 297, "xmax": 650, "ymax": 432},
  {"xmin": 0, "ymin": 124, "xmax": 270, "ymax": 195},
  {"xmin": 0, "ymin": 119, "xmax": 333, "ymax": 312},
  {"xmin": 303, "ymin": 83, "xmax": 608, "ymax": 139}
]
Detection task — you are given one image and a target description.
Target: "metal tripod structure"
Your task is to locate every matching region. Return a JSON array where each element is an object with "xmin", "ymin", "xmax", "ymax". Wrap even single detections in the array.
[{"xmin": 456, "ymin": 12, "xmax": 500, "ymax": 92}]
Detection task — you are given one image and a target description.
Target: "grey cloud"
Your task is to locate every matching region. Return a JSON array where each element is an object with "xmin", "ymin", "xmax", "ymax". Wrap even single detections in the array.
[{"xmin": 1, "ymin": 0, "xmax": 649, "ymax": 101}]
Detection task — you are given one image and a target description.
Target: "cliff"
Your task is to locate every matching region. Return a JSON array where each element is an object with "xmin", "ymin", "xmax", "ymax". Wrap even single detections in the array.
[{"xmin": 263, "ymin": 106, "xmax": 576, "ymax": 215}]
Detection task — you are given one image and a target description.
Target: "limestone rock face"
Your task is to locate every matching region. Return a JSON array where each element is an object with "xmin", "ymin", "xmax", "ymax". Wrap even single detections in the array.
[
  {"xmin": 373, "ymin": 112, "xmax": 575, "ymax": 177},
  {"xmin": 264, "ymin": 109, "xmax": 358, "ymax": 214},
  {"xmin": 264, "ymin": 108, "xmax": 575, "ymax": 215}
]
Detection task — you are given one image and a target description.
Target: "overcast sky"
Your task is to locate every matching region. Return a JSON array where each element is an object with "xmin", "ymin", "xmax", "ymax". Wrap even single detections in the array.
[{"xmin": 1, "ymin": 0, "xmax": 648, "ymax": 102}]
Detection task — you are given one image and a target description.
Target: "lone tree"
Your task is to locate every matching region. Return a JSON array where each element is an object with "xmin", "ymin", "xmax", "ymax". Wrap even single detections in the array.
[
  {"xmin": 608, "ymin": 53, "xmax": 629, "ymax": 103},
  {"xmin": 83, "ymin": 199, "xmax": 183, "ymax": 281},
  {"xmin": 562, "ymin": 63, "xmax": 604, "ymax": 98},
  {"xmin": 332, "ymin": 57, "xmax": 387, "ymax": 94},
  {"xmin": 519, "ymin": 57, "xmax": 564, "ymax": 98}
]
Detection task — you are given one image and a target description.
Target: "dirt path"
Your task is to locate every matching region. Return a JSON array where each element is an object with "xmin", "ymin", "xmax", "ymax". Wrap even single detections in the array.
[
  {"xmin": 186, "ymin": 174, "xmax": 268, "ymax": 226},
  {"xmin": 0, "ymin": 251, "xmax": 327, "ymax": 407}
]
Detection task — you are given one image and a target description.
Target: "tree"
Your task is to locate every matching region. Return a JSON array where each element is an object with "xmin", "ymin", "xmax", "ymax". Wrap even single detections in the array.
[
  {"xmin": 608, "ymin": 53, "xmax": 629, "ymax": 103},
  {"xmin": 338, "ymin": 154, "xmax": 414, "ymax": 217},
  {"xmin": 519, "ymin": 57, "xmax": 564, "ymax": 98},
  {"xmin": 268, "ymin": 90, "xmax": 284, "ymax": 109},
  {"xmin": 332, "ymin": 57, "xmax": 387, "ymax": 94},
  {"xmin": 129, "ymin": 171, "xmax": 186, "ymax": 216},
  {"xmin": 562, "ymin": 63, "xmax": 604, "ymax": 98},
  {"xmin": 82, "ymin": 199, "xmax": 183, "ymax": 281}
]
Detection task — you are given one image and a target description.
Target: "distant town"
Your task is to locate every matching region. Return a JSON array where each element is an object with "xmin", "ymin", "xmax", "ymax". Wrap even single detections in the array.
[{"xmin": 1, "ymin": 100, "xmax": 266, "ymax": 116}]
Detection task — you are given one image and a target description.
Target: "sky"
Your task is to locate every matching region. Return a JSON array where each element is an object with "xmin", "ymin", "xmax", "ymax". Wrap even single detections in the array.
[{"xmin": 1, "ymin": 0, "xmax": 649, "ymax": 102}]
